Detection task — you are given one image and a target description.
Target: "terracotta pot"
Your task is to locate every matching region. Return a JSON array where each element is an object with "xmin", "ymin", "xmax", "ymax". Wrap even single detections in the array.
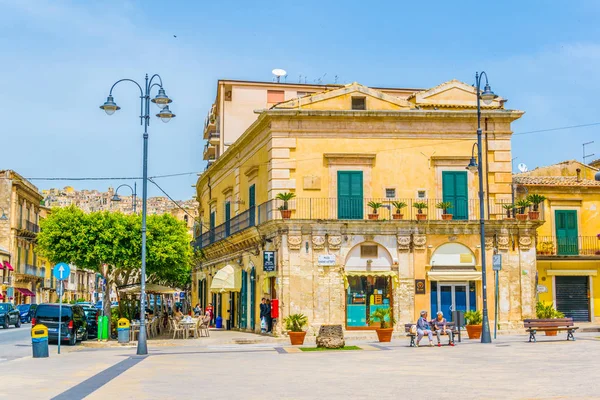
[
  {"xmin": 280, "ymin": 209, "xmax": 292, "ymax": 219},
  {"xmin": 392, "ymin": 213, "xmax": 404, "ymax": 220},
  {"xmin": 416, "ymin": 214, "xmax": 427, "ymax": 221},
  {"xmin": 288, "ymin": 331, "xmax": 307, "ymax": 345},
  {"xmin": 528, "ymin": 211, "xmax": 540, "ymax": 220},
  {"xmin": 465, "ymin": 324, "xmax": 482, "ymax": 339},
  {"xmin": 504, "ymin": 217, "xmax": 516, "ymax": 221},
  {"xmin": 545, "ymin": 330, "xmax": 558, "ymax": 336},
  {"xmin": 441, "ymin": 214, "xmax": 453, "ymax": 220},
  {"xmin": 368, "ymin": 213, "xmax": 379, "ymax": 220},
  {"xmin": 516, "ymin": 214, "xmax": 528, "ymax": 221},
  {"xmin": 375, "ymin": 328, "xmax": 394, "ymax": 342}
]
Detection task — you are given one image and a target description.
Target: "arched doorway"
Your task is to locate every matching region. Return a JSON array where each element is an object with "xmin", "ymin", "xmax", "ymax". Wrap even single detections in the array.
[
  {"xmin": 428, "ymin": 243, "xmax": 480, "ymax": 320},
  {"xmin": 344, "ymin": 242, "xmax": 395, "ymax": 329}
]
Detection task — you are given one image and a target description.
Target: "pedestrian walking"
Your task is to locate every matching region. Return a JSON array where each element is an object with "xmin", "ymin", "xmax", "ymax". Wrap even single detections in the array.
[{"xmin": 259, "ymin": 298, "xmax": 268, "ymax": 333}]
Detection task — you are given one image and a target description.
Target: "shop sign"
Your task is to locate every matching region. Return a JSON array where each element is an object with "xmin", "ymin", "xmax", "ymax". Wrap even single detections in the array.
[
  {"xmin": 263, "ymin": 251, "xmax": 276, "ymax": 272},
  {"xmin": 415, "ymin": 279, "xmax": 426, "ymax": 295},
  {"xmin": 317, "ymin": 255, "xmax": 336, "ymax": 266},
  {"xmin": 537, "ymin": 285, "xmax": 548, "ymax": 293}
]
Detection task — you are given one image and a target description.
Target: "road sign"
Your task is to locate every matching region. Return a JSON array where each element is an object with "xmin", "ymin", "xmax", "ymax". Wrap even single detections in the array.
[
  {"xmin": 263, "ymin": 251, "xmax": 276, "ymax": 272},
  {"xmin": 56, "ymin": 281, "xmax": 64, "ymax": 297},
  {"xmin": 492, "ymin": 254, "xmax": 502, "ymax": 271},
  {"xmin": 53, "ymin": 262, "xmax": 71, "ymax": 281}
]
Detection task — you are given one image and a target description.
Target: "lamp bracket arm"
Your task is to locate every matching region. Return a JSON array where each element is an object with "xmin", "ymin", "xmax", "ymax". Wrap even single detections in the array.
[
  {"xmin": 148, "ymin": 74, "xmax": 163, "ymax": 89},
  {"xmin": 109, "ymin": 79, "xmax": 144, "ymax": 97}
]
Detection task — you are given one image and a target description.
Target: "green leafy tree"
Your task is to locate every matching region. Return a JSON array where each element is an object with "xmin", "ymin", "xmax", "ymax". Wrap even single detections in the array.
[{"xmin": 38, "ymin": 206, "xmax": 192, "ymax": 325}]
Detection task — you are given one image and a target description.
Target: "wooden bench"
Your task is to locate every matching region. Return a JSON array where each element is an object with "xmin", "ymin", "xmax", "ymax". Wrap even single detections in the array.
[
  {"xmin": 524, "ymin": 318, "xmax": 579, "ymax": 343},
  {"xmin": 404, "ymin": 322, "xmax": 460, "ymax": 347}
]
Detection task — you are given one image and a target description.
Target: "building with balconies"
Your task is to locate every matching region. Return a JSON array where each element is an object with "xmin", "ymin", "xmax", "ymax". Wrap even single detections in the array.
[
  {"xmin": 193, "ymin": 79, "xmax": 541, "ymax": 334},
  {"xmin": 515, "ymin": 160, "xmax": 600, "ymax": 322},
  {"xmin": 0, "ymin": 170, "xmax": 49, "ymax": 304}
]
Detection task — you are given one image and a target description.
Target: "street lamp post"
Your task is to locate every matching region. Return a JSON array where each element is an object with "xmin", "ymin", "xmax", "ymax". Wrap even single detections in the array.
[
  {"xmin": 112, "ymin": 183, "xmax": 138, "ymax": 213},
  {"xmin": 466, "ymin": 71, "xmax": 496, "ymax": 344},
  {"xmin": 100, "ymin": 74, "xmax": 175, "ymax": 355}
]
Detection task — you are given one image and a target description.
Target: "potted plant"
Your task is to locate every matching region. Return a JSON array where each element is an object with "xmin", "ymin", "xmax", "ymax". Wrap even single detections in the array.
[
  {"xmin": 276, "ymin": 192, "xmax": 296, "ymax": 219},
  {"xmin": 526, "ymin": 194, "xmax": 546, "ymax": 220},
  {"xmin": 436, "ymin": 201, "xmax": 453, "ymax": 220},
  {"xmin": 464, "ymin": 310, "xmax": 483, "ymax": 339},
  {"xmin": 502, "ymin": 204, "xmax": 515, "ymax": 221},
  {"xmin": 367, "ymin": 201, "xmax": 383, "ymax": 220},
  {"xmin": 535, "ymin": 302, "xmax": 564, "ymax": 336},
  {"xmin": 391, "ymin": 201, "xmax": 407, "ymax": 220},
  {"xmin": 284, "ymin": 313, "xmax": 308, "ymax": 345},
  {"xmin": 413, "ymin": 202, "xmax": 428, "ymax": 221},
  {"xmin": 515, "ymin": 199, "xmax": 531, "ymax": 221},
  {"xmin": 369, "ymin": 307, "xmax": 395, "ymax": 342}
]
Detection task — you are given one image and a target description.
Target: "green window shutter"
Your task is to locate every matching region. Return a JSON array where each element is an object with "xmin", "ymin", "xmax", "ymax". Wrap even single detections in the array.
[
  {"xmin": 338, "ymin": 171, "xmax": 363, "ymax": 219},
  {"xmin": 442, "ymin": 171, "xmax": 468, "ymax": 220},
  {"xmin": 555, "ymin": 210, "xmax": 578, "ymax": 255}
]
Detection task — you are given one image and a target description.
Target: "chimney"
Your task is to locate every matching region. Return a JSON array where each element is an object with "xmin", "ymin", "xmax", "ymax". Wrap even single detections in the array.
[{"xmin": 576, "ymin": 168, "xmax": 581, "ymax": 182}]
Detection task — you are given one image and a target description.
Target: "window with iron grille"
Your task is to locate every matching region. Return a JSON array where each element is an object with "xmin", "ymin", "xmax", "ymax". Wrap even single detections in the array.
[
  {"xmin": 351, "ymin": 97, "xmax": 366, "ymax": 110},
  {"xmin": 385, "ymin": 188, "xmax": 396, "ymax": 199}
]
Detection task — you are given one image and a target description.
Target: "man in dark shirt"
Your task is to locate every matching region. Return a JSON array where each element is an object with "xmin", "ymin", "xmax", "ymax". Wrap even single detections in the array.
[{"xmin": 259, "ymin": 298, "xmax": 267, "ymax": 333}]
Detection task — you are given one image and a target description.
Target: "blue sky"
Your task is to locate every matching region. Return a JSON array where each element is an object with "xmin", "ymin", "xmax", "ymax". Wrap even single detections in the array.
[{"xmin": 2, "ymin": 0, "xmax": 600, "ymax": 199}]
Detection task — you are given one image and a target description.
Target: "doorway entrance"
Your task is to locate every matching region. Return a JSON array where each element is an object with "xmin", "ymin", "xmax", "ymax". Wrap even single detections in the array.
[{"xmin": 431, "ymin": 282, "xmax": 475, "ymax": 322}]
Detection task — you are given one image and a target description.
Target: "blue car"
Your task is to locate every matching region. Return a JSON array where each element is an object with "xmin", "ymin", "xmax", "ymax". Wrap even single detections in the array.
[{"xmin": 16, "ymin": 304, "xmax": 37, "ymax": 323}]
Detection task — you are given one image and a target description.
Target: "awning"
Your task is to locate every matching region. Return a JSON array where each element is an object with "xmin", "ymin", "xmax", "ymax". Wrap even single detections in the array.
[
  {"xmin": 546, "ymin": 270, "xmax": 597, "ymax": 277},
  {"xmin": 343, "ymin": 270, "xmax": 399, "ymax": 289},
  {"xmin": 3, "ymin": 261, "xmax": 14, "ymax": 271},
  {"xmin": 16, "ymin": 288, "xmax": 36, "ymax": 296},
  {"xmin": 428, "ymin": 269, "xmax": 482, "ymax": 281},
  {"xmin": 119, "ymin": 283, "xmax": 179, "ymax": 295},
  {"xmin": 210, "ymin": 265, "xmax": 241, "ymax": 293}
]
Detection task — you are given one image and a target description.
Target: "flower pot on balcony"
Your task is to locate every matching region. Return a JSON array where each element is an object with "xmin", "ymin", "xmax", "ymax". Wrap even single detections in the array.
[
  {"xmin": 516, "ymin": 214, "xmax": 528, "ymax": 221},
  {"xmin": 392, "ymin": 213, "xmax": 404, "ymax": 220},
  {"xmin": 528, "ymin": 211, "xmax": 540, "ymax": 220},
  {"xmin": 504, "ymin": 217, "xmax": 516, "ymax": 221},
  {"xmin": 441, "ymin": 214, "xmax": 453, "ymax": 220},
  {"xmin": 280, "ymin": 209, "xmax": 292, "ymax": 219},
  {"xmin": 368, "ymin": 213, "xmax": 379, "ymax": 220},
  {"xmin": 416, "ymin": 214, "xmax": 427, "ymax": 221}
]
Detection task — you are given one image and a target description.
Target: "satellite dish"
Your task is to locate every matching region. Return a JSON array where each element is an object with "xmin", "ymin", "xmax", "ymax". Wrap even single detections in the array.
[
  {"xmin": 518, "ymin": 163, "xmax": 528, "ymax": 173},
  {"xmin": 272, "ymin": 68, "xmax": 287, "ymax": 82}
]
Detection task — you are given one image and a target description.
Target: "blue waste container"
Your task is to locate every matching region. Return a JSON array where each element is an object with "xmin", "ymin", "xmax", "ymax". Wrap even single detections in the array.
[{"xmin": 216, "ymin": 316, "xmax": 223, "ymax": 329}]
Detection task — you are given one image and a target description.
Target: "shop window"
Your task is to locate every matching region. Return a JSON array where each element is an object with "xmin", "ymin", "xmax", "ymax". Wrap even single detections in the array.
[
  {"xmin": 346, "ymin": 276, "xmax": 392, "ymax": 328},
  {"xmin": 360, "ymin": 245, "xmax": 378, "ymax": 258},
  {"xmin": 351, "ymin": 97, "xmax": 366, "ymax": 110}
]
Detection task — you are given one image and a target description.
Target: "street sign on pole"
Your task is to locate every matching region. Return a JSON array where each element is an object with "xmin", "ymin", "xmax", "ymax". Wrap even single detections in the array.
[
  {"xmin": 53, "ymin": 263, "xmax": 71, "ymax": 281},
  {"xmin": 57, "ymin": 280, "xmax": 64, "ymax": 355},
  {"xmin": 492, "ymin": 254, "xmax": 502, "ymax": 271}
]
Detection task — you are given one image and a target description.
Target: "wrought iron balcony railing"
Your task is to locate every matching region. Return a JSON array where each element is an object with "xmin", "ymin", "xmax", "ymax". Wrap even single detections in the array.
[{"xmin": 537, "ymin": 236, "xmax": 600, "ymax": 256}]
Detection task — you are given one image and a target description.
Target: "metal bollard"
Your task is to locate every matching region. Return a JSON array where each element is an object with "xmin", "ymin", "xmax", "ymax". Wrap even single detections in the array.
[
  {"xmin": 32, "ymin": 324, "xmax": 49, "ymax": 358},
  {"xmin": 117, "ymin": 318, "xmax": 130, "ymax": 343}
]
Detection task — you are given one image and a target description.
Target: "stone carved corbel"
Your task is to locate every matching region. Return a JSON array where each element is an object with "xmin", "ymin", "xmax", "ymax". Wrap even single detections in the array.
[
  {"xmin": 497, "ymin": 235, "xmax": 510, "ymax": 251},
  {"xmin": 312, "ymin": 235, "xmax": 326, "ymax": 251},
  {"xmin": 413, "ymin": 234, "xmax": 427, "ymax": 250},
  {"xmin": 518, "ymin": 236, "xmax": 532, "ymax": 251},
  {"xmin": 287, "ymin": 235, "xmax": 302, "ymax": 251},
  {"xmin": 327, "ymin": 235, "xmax": 342, "ymax": 251},
  {"xmin": 485, "ymin": 237, "xmax": 494, "ymax": 250},
  {"xmin": 397, "ymin": 235, "xmax": 411, "ymax": 252}
]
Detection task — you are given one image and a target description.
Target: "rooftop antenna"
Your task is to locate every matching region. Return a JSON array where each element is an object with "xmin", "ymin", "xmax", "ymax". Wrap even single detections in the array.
[
  {"xmin": 272, "ymin": 68, "xmax": 287, "ymax": 83},
  {"xmin": 334, "ymin": 75, "xmax": 339, "ymax": 84},
  {"xmin": 583, "ymin": 141, "xmax": 595, "ymax": 164}
]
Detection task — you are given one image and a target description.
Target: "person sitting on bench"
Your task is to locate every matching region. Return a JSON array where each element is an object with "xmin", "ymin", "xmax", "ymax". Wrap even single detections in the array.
[
  {"xmin": 416, "ymin": 310, "xmax": 434, "ymax": 347},
  {"xmin": 432, "ymin": 311, "xmax": 454, "ymax": 347}
]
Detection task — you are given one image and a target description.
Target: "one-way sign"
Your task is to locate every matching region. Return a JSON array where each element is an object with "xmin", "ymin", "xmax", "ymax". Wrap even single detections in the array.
[{"xmin": 53, "ymin": 262, "xmax": 71, "ymax": 281}]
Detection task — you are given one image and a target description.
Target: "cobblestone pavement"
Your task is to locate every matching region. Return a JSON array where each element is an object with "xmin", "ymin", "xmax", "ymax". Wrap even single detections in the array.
[{"xmin": 2, "ymin": 332, "xmax": 599, "ymax": 399}]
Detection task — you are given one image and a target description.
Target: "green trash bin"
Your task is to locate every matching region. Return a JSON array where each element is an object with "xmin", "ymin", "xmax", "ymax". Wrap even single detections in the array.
[
  {"xmin": 117, "ymin": 318, "xmax": 130, "ymax": 343},
  {"xmin": 98, "ymin": 315, "xmax": 109, "ymax": 341},
  {"xmin": 32, "ymin": 324, "xmax": 49, "ymax": 358}
]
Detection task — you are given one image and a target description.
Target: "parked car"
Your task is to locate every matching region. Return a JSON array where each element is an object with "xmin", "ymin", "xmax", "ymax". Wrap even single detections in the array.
[
  {"xmin": 33, "ymin": 303, "xmax": 88, "ymax": 345},
  {"xmin": 82, "ymin": 306, "xmax": 98, "ymax": 339},
  {"xmin": 0, "ymin": 303, "xmax": 21, "ymax": 329},
  {"xmin": 16, "ymin": 304, "xmax": 37, "ymax": 323},
  {"xmin": 76, "ymin": 301, "xmax": 93, "ymax": 308}
]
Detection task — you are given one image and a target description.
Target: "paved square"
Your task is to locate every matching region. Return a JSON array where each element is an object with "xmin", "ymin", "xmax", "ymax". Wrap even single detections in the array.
[{"xmin": 2, "ymin": 333, "xmax": 599, "ymax": 399}]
